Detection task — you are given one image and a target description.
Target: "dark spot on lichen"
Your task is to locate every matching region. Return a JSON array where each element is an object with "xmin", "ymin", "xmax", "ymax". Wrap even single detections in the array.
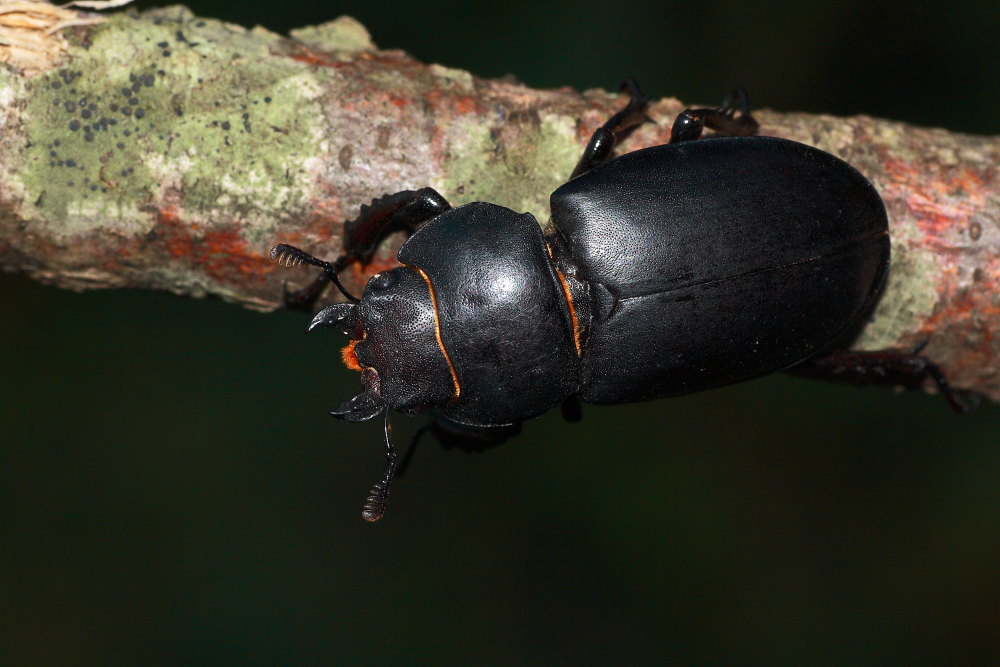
[
  {"xmin": 69, "ymin": 120, "xmax": 80, "ymax": 131},
  {"xmin": 162, "ymin": 50, "xmax": 171, "ymax": 57},
  {"xmin": 64, "ymin": 101, "xmax": 76, "ymax": 112},
  {"xmin": 157, "ymin": 41, "xmax": 168, "ymax": 48},
  {"xmin": 338, "ymin": 144, "xmax": 353, "ymax": 171},
  {"xmin": 84, "ymin": 133, "xmax": 94, "ymax": 142},
  {"xmin": 128, "ymin": 97, "xmax": 138, "ymax": 106},
  {"xmin": 221, "ymin": 121, "xmax": 231, "ymax": 131},
  {"xmin": 973, "ymin": 268, "xmax": 985, "ymax": 283},
  {"xmin": 65, "ymin": 159, "xmax": 76, "ymax": 167},
  {"xmin": 969, "ymin": 221, "xmax": 982, "ymax": 241},
  {"xmin": 122, "ymin": 107, "xmax": 132, "ymax": 116},
  {"xmin": 135, "ymin": 108, "xmax": 146, "ymax": 119},
  {"xmin": 264, "ymin": 97, "xmax": 271, "ymax": 104},
  {"xmin": 81, "ymin": 109, "xmax": 92, "ymax": 119}
]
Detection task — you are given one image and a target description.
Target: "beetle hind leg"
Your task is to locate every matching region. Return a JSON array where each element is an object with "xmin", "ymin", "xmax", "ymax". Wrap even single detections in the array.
[
  {"xmin": 786, "ymin": 345, "xmax": 979, "ymax": 414},
  {"xmin": 569, "ymin": 78, "xmax": 651, "ymax": 180},
  {"xmin": 669, "ymin": 88, "xmax": 759, "ymax": 144}
]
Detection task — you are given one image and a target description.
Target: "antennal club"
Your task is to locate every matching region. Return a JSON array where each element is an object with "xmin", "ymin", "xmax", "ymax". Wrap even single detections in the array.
[
  {"xmin": 361, "ymin": 409, "xmax": 398, "ymax": 522},
  {"xmin": 269, "ymin": 243, "xmax": 359, "ymax": 303}
]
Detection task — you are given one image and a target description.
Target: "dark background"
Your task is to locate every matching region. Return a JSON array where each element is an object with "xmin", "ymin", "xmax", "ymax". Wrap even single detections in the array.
[{"xmin": 3, "ymin": 1, "xmax": 999, "ymax": 664}]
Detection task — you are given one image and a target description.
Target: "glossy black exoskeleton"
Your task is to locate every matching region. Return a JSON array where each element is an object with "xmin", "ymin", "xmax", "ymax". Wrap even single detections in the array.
[{"xmin": 272, "ymin": 81, "xmax": 971, "ymax": 521}]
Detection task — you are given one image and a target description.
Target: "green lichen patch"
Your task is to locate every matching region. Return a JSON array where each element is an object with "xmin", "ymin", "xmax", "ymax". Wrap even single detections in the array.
[
  {"xmin": 440, "ymin": 112, "xmax": 579, "ymax": 224},
  {"xmin": 854, "ymin": 225, "xmax": 939, "ymax": 349},
  {"xmin": 19, "ymin": 7, "xmax": 324, "ymax": 242},
  {"xmin": 289, "ymin": 16, "xmax": 374, "ymax": 53}
]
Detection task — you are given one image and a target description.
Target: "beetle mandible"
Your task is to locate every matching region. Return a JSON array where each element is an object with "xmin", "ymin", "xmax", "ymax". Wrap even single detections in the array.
[{"xmin": 272, "ymin": 81, "xmax": 970, "ymax": 521}]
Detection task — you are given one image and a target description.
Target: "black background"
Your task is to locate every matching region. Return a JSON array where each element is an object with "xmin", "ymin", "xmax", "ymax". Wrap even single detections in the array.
[{"xmin": 3, "ymin": 1, "xmax": 999, "ymax": 664}]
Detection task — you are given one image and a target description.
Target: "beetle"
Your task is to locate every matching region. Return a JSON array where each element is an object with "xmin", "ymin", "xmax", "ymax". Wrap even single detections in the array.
[{"xmin": 272, "ymin": 81, "xmax": 971, "ymax": 521}]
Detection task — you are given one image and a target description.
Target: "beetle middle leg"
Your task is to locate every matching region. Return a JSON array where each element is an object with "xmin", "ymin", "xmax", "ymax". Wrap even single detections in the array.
[
  {"xmin": 396, "ymin": 418, "xmax": 523, "ymax": 479},
  {"xmin": 669, "ymin": 88, "xmax": 759, "ymax": 144},
  {"xmin": 786, "ymin": 344, "xmax": 979, "ymax": 414},
  {"xmin": 273, "ymin": 187, "xmax": 452, "ymax": 309},
  {"xmin": 569, "ymin": 78, "xmax": 651, "ymax": 180}
]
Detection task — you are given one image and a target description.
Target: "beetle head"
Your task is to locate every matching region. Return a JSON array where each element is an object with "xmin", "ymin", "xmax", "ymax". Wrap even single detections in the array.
[{"xmin": 309, "ymin": 266, "xmax": 457, "ymax": 422}]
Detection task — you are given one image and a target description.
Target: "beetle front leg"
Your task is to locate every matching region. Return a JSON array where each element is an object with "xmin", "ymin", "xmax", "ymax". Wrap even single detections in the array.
[
  {"xmin": 274, "ymin": 187, "xmax": 452, "ymax": 309},
  {"xmin": 669, "ymin": 88, "xmax": 759, "ymax": 143},
  {"xmin": 786, "ymin": 345, "xmax": 979, "ymax": 414},
  {"xmin": 570, "ymin": 78, "xmax": 651, "ymax": 180}
]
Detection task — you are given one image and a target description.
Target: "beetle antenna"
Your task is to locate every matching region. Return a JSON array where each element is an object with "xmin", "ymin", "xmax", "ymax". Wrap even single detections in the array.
[
  {"xmin": 361, "ymin": 408, "xmax": 398, "ymax": 522},
  {"xmin": 269, "ymin": 243, "xmax": 360, "ymax": 303}
]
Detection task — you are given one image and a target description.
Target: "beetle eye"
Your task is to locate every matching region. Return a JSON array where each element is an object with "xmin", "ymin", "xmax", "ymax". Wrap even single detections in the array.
[{"xmin": 372, "ymin": 271, "xmax": 399, "ymax": 291}]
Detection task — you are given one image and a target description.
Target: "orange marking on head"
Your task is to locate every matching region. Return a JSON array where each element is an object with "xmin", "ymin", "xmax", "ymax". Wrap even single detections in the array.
[
  {"xmin": 555, "ymin": 269, "xmax": 582, "ymax": 357},
  {"xmin": 341, "ymin": 340, "xmax": 362, "ymax": 372},
  {"xmin": 410, "ymin": 266, "xmax": 461, "ymax": 403}
]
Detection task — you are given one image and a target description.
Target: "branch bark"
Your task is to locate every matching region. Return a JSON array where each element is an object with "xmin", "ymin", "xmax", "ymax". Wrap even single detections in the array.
[{"xmin": 1, "ymin": 4, "xmax": 998, "ymax": 402}]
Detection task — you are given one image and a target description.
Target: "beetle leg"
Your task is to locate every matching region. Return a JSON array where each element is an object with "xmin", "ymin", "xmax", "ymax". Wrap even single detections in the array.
[
  {"xmin": 274, "ymin": 187, "xmax": 452, "ymax": 311},
  {"xmin": 390, "ymin": 418, "xmax": 523, "ymax": 502},
  {"xmin": 561, "ymin": 395, "xmax": 583, "ymax": 423},
  {"xmin": 786, "ymin": 346, "xmax": 980, "ymax": 414},
  {"xmin": 569, "ymin": 78, "xmax": 651, "ymax": 180},
  {"xmin": 669, "ymin": 88, "xmax": 759, "ymax": 143}
]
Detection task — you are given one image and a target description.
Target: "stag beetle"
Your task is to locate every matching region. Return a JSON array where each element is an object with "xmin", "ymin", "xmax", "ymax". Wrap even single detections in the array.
[{"xmin": 272, "ymin": 81, "xmax": 969, "ymax": 521}]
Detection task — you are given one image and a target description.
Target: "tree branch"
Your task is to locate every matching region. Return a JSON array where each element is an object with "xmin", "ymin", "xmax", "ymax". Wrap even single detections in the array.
[{"xmin": 1, "ymin": 3, "xmax": 997, "ymax": 402}]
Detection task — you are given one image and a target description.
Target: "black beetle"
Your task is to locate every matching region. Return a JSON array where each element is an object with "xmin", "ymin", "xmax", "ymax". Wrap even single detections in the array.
[{"xmin": 272, "ymin": 81, "xmax": 969, "ymax": 521}]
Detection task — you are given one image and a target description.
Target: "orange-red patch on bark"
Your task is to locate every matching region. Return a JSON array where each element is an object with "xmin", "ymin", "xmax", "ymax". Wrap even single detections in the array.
[{"xmin": 154, "ymin": 204, "xmax": 268, "ymax": 284}]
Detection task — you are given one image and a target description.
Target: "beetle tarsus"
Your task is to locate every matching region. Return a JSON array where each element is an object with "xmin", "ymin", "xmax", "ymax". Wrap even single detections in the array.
[{"xmin": 669, "ymin": 87, "xmax": 759, "ymax": 144}]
